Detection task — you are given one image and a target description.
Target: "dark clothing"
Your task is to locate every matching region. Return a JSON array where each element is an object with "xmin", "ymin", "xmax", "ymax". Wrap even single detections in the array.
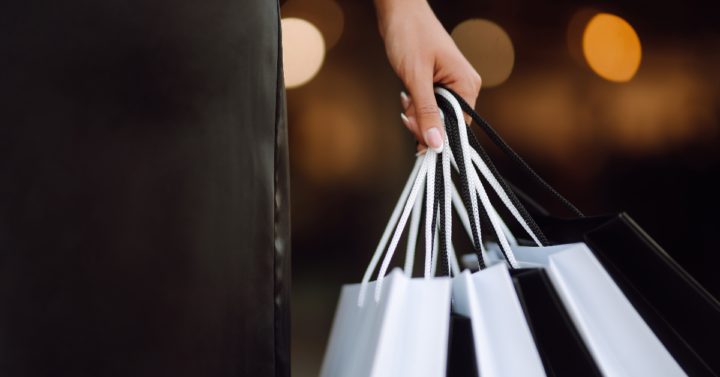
[{"xmin": 0, "ymin": 0, "xmax": 290, "ymax": 375}]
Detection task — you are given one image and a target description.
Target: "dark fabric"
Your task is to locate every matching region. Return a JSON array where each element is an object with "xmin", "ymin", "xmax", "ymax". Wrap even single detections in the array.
[
  {"xmin": 0, "ymin": 0, "xmax": 289, "ymax": 375},
  {"xmin": 273, "ymin": 5, "xmax": 292, "ymax": 377}
]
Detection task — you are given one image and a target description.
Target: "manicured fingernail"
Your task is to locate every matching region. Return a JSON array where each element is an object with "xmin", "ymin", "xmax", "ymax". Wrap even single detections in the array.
[
  {"xmin": 401, "ymin": 113, "xmax": 410, "ymax": 128},
  {"xmin": 400, "ymin": 91, "xmax": 410, "ymax": 110},
  {"xmin": 425, "ymin": 128, "xmax": 444, "ymax": 153}
]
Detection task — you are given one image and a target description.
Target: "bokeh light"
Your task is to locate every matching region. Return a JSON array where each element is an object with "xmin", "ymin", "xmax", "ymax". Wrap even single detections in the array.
[
  {"xmin": 281, "ymin": 0, "xmax": 344, "ymax": 49},
  {"xmin": 282, "ymin": 18, "xmax": 325, "ymax": 89},
  {"xmin": 451, "ymin": 19, "xmax": 515, "ymax": 88},
  {"xmin": 567, "ymin": 8, "xmax": 600, "ymax": 67},
  {"xmin": 583, "ymin": 13, "xmax": 642, "ymax": 82}
]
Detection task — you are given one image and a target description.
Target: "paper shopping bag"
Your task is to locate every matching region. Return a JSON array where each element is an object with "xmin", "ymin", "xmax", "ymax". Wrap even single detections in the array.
[
  {"xmin": 520, "ymin": 213, "xmax": 720, "ymax": 376},
  {"xmin": 320, "ymin": 268, "xmax": 452, "ymax": 377},
  {"xmin": 503, "ymin": 243, "xmax": 687, "ymax": 376},
  {"xmin": 511, "ymin": 268, "xmax": 602, "ymax": 377},
  {"xmin": 452, "ymin": 264, "xmax": 545, "ymax": 377},
  {"xmin": 434, "ymin": 86, "xmax": 717, "ymax": 376}
]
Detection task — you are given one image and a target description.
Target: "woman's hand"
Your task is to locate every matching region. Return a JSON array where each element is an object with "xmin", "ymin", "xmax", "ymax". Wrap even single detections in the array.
[{"xmin": 374, "ymin": 0, "xmax": 482, "ymax": 153}]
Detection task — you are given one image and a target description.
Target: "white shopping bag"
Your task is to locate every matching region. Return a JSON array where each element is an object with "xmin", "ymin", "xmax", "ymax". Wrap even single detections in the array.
[
  {"xmin": 320, "ymin": 268, "xmax": 452, "ymax": 377},
  {"xmin": 483, "ymin": 242, "xmax": 687, "ymax": 377},
  {"xmin": 436, "ymin": 84, "xmax": 690, "ymax": 376},
  {"xmin": 320, "ymin": 126, "xmax": 459, "ymax": 377},
  {"xmin": 452, "ymin": 263, "xmax": 546, "ymax": 377}
]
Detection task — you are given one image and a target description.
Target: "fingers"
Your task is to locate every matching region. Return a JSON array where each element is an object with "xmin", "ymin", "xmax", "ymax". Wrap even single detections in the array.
[
  {"xmin": 405, "ymin": 74, "xmax": 445, "ymax": 153},
  {"xmin": 400, "ymin": 91, "xmax": 411, "ymax": 110},
  {"xmin": 399, "ymin": 63, "xmax": 482, "ymax": 152},
  {"xmin": 400, "ymin": 92, "xmax": 427, "ymax": 152},
  {"xmin": 444, "ymin": 68, "xmax": 483, "ymax": 126}
]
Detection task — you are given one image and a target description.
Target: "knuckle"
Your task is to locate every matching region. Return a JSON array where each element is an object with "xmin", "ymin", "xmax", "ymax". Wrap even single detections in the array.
[
  {"xmin": 415, "ymin": 103, "xmax": 440, "ymax": 119},
  {"xmin": 471, "ymin": 72, "xmax": 482, "ymax": 91}
]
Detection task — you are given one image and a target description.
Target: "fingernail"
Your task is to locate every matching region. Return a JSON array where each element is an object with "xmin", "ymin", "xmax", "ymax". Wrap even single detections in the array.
[
  {"xmin": 400, "ymin": 91, "xmax": 410, "ymax": 110},
  {"xmin": 401, "ymin": 113, "xmax": 410, "ymax": 128},
  {"xmin": 425, "ymin": 128, "xmax": 444, "ymax": 153}
]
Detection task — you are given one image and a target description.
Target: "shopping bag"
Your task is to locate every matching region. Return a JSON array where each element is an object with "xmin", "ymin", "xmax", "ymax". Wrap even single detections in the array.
[
  {"xmin": 445, "ymin": 313, "xmax": 479, "ymax": 377},
  {"xmin": 436, "ymin": 86, "xmax": 720, "ymax": 376},
  {"xmin": 468, "ymin": 242, "xmax": 686, "ymax": 376},
  {"xmin": 452, "ymin": 264, "xmax": 545, "ymax": 377},
  {"xmin": 320, "ymin": 268, "xmax": 452, "ymax": 377},
  {"xmin": 508, "ymin": 243, "xmax": 686, "ymax": 376},
  {"xmin": 321, "ymin": 87, "xmax": 513, "ymax": 376},
  {"xmin": 511, "ymin": 268, "xmax": 602, "ymax": 376},
  {"xmin": 529, "ymin": 213, "xmax": 720, "ymax": 376},
  {"xmin": 321, "ymin": 141, "xmax": 456, "ymax": 376}
]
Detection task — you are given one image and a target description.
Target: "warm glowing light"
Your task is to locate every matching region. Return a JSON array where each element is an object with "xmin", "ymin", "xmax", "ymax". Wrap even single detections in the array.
[
  {"xmin": 451, "ymin": 19, "xmax": 515, "ymax": 88},
  {"xmin": 583, "ymin": 13, "xmax": 642, "ymax": 82},
  {"xmin": 567, "ymin": 8, "xmax": 600, "ymax": 67},
  {"xmin": 281, "ymin": 0, "xmax": 344, "ymax": 49},
  {"xmin": 282, "ymin": 18, "xmax": 325, "ymax": 89}
]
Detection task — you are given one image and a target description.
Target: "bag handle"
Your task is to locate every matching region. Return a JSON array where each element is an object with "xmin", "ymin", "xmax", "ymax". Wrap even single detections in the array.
[
  {"xmin": 442, "ymin": 88, "xmax": 584, "ymax": 218},
  {"xmin": 436, "ymin": 89, "xmax": 522, "ymax": 268},
  {"xmin": 358, "ymin": 85, "xmax": 577, "ymax": 306},
  {"xmin": 358, "ymin": 155, "xmax": 425, "ymax": 307},
  {"xmin": 358, "ymin": 113, "xmax": 460, "ymax": 306},
  {"xmin": 437, "ymin": 88, "xmax": 548, "ymax": 246}
]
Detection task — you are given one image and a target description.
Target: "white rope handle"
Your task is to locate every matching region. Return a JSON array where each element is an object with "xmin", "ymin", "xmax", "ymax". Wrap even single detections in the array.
[
  {"xmin": 405, "ymin": 180, "xmax": 462, "ymax": 278},
  {"xmin": 451, "ymin": 182, "xmax": 490, "ymax": 258},
  {"xmin": 436, "ymin": 88, "xmax": 544, "ymax": 264},
  {"xmin": 435, "ymin": 88, "xmax": 482, "ymax": 254},
  {"xmin": 359, "ymin": 85, "xmax": 546, "ymax": 307},
  {"xmin": 358, "ymin": 155, "xmax": 424, "ymax": 307},
  {"xmin": 444, "ymin": 137, "xmax": 484, "ymax": 257},
  {"xmin": 467, "ymin": 159, "xmax": 520, "ymax": 268},
  {"xmin": 438, "ymin": 87, "xmax": 519, "ymax": 266},
  {"xmin": 491, "ymin": 204, "xmax": 518, "ymax": 246},
  {"xmin": 424, "ymin": 151, "xmax": 437, "ymax": 279},
  {"xmin": 469, "ymin": 148, "xmax": 541, "ymax": 247},
  {"xmin": 440, "ymin": 100, "xmax": 506, "ymax": 268},
  {"xmin": 403, "ymin": 176, "xmax": 425, "ymax": 277},
  {"xmin": 373, "ymin": 152, "xmax": 433, "ymax": 303}
]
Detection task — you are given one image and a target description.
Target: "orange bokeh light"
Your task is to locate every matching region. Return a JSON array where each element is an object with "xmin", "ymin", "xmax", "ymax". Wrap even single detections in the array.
[{"xmin": 583, "ymin": 13, "xmax": 642, "ymax": 82}]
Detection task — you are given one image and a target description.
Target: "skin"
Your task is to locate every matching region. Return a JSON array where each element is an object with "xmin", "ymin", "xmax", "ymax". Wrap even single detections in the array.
[{"xmin": 373, "ymin": 0, "xmax": 482, "ymax": 153}]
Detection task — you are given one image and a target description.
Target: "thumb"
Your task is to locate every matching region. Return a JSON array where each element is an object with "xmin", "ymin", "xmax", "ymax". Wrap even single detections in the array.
[{"xmin": 406, "ymin": 76, "xmax": 445, "ymax": 153}]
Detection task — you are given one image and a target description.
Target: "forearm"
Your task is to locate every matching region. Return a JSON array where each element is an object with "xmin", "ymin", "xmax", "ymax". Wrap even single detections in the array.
[{"xmin": 373, "ymin": 0, "xmax": 432, "ymax": 39}]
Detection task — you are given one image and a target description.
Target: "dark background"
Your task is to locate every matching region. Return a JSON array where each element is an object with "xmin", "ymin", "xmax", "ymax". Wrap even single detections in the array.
[{"xmin": 281, "ymin": 0, "xmax": 720, "ymax": 375}]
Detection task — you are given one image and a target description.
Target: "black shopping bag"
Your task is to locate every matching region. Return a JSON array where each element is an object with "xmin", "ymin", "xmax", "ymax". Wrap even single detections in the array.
[
  {"xmin": 524, "ymin": 212, "xmax": 720, "ymax": 377},
  {"xmin": 436, "ymin": 88, "xmax": 720, "ymax": 377}
]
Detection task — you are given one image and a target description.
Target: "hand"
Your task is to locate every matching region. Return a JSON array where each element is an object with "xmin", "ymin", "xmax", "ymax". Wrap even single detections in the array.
[{"xmin": 374, "ymin": 0, "xmax": 482, "ymax": 153}]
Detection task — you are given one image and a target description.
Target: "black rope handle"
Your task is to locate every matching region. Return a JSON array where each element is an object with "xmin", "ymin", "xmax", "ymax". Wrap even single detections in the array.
[
  {"xmin": 438, "ymin": 96, "xmax": 487, "ymax": 269},
  {"xmin": 445, "ymin": 89, "xmax": 585, "ymax": 218},
  {"xmin": 438, "ymin": 95, "xmax": 523, "ymax": 268},
  {"xmin": 463, "ymin": 126, "xmax": 549, "ymax": 246},
  {"xmin": 429, "ymin": 159, "xmax": 441, "ymax": 274},
  {"xmin": 436, "ymin": 155, "xmax": 450, "ymax": 277}
]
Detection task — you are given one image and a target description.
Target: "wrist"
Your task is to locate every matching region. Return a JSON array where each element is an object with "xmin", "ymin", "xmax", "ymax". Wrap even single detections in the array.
[{"xmin": 374, "ymin": 0, "xmax": 429, "ymax": 39}]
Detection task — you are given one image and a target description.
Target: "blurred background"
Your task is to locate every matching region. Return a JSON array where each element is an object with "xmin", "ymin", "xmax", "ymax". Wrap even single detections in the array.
[{"xmin": 279, "ymin": 0, "xmax": 720, "ymax": 375}]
